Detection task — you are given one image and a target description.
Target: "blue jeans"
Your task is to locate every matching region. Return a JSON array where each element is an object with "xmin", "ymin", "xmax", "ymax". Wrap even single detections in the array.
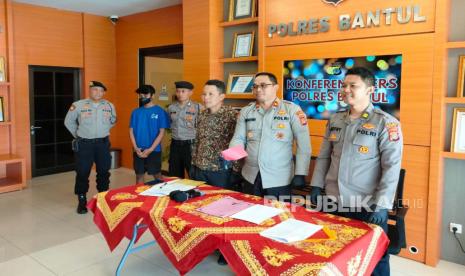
[{"xmin": 191, "ymin": 166, "xmax": 232, "ymax": 190}]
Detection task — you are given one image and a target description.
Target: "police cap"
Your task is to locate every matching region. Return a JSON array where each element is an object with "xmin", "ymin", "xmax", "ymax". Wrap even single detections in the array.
[
  {"xmin": 174, "ymin": 81, "xmax": 194, "ymax": 90},
  {"xmin": 89, "ymin": 80, "xmax": 107, "ymax": 91}
]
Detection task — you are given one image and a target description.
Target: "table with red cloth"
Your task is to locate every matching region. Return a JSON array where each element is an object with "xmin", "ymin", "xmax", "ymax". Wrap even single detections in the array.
[{"xmin": 88, "ymin": 183, "xmax": 389, "ymax": 275}]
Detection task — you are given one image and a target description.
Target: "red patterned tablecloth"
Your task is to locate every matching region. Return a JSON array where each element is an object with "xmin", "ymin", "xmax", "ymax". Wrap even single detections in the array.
[{"xmin": 88, "ymin": 184, "xmax": 388, "ymax": 275}]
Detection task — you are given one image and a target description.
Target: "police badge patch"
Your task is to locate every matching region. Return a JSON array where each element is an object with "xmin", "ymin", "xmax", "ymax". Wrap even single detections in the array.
[{"xmin": 322, "ymin": 0, "xmax": 344, "ymax": 6}]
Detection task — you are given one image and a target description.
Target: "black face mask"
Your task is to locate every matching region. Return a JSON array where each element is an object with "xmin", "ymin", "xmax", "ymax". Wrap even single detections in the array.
[{"xmin": 139, "ymin": 97, "xmax": 151, "ymax": 106}]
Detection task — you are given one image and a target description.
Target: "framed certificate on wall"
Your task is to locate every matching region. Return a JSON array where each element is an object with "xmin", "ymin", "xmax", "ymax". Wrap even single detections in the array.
[
  {"xmin": 229, "ymin": 0, "xmax": 257, "ymax": 21},
  {"xmin": 451, "ymin": 108, "xmax": 465, "ymax": 153},
  {"xmin": 0, "ymin": 97, "xmax": 4, "ymax": 122},
  {"xmin": 232, "ymin": 31, "xmax": 254, "ymax": 58},
  {"xmin": 227, "ymin": 73, "xmax": 255, "ymax": 94},
  {"xmin": 457, "ymin": 56, "xmax": 465, "ymax": 97}
]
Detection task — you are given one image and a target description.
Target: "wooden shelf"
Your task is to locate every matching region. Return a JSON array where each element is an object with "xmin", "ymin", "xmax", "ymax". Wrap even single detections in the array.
[
  {"xmin": 442, "ymin": 151, "xmax": 465, "ymax": 160},
  {"xmin": 220, "ymin": 56, "xmax": 258, "ymax": 63},
  {"xmin": 446, "ymin": 41, "xmax": 465, "ymax": 49},
  {"xmin": 219, "ymin": 17, "xmax": 258, "ymax": 27},
  {"xmin": 225, "ymin": 93, "xmax": 255, "ymax": 99},
  {"xmin": 444, "ymin": 97, "xmax": 465, "ymax": 104},
  {"xmin": 0, "ymin": 154, "xmax": 23, "ymax": 163},
  {"xmin": 0, "ymin": 178, "xmax": 24, "ymax": 193}
]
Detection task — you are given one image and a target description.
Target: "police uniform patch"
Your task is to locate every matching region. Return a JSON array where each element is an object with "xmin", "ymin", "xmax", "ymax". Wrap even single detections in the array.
[
  {"xmin": 359, "ymin": 146, "xmax": 369, "ymax": 154},
  {"xmin": 276, "ymin": 132, "xmax": 284, "ymax": 140},
  {"xmin": 362, "ymin": 123, "xmax": 375, "ymax": 130},
  {"xmin": 296, "ymin": 110, "xmax": 307, "ymax": 126},
  {"xmin": 69, "ymin": 104, "xmax": 76, "ymax": 111},
  {"xmin": 186, "ymin": 115, "xmax": 193, "ymax": 121},
  {"xmin": 278, "ymin": 109, "xmax": 286, "ymax": 115},
  {"xmin": 386, "ymin": 122, "xmax": 400, "ymax": 141},
  {"xmin": 277, "ymin": 123, "xmax": 285, "ymax": 129},
  {"xmin": 329, "ymin": 133, "xmax": 337, "ymax": 141},
  {"xmin": 247, "ymin": 131, "xmax": 254, "ymax": 138}
]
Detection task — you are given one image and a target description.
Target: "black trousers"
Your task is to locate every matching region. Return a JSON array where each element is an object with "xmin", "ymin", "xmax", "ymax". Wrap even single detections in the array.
[
  {"xmin": 74, "ymin": 138, "xmax": 111, "ymax": 195},
  {"xmin": 168, "ymin": 140, "xmax": 193, "ymax": 178},
  {"xmin": 243, "ymin": 172, "xmax": 291, "ymax": 199}
]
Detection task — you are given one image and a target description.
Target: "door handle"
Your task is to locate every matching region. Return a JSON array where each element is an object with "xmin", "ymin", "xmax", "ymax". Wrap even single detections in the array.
[{"xmin": 30, "ymin": 125, "xmax": 42, "ymax": 135}]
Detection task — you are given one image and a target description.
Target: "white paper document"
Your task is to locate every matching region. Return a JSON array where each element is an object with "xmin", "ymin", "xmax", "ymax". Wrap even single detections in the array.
[
  {"xmin": 259, "ymin": 218, "xmax": 323, "ymax": 243},
  {"xmin": 139, "ymin": 180, "xmax": 194, "ymax": 196},
  {"xmin": 230, "ymin": 204, "xmax": 284, "ymax": 224}
]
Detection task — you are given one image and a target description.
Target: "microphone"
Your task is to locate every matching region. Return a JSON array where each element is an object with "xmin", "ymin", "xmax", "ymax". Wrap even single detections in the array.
[{"xmin": 169, "ymin": 189, "xmax": 204, "ymax": 203}]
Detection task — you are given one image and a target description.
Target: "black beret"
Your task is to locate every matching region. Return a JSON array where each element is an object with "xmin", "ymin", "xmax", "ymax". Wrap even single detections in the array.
[
  {"xmin": 175, "ymin": 81, "xmax": 194, "ymax": 90},
  {"xmin": 136, "ymin": 84, "xmax": 156, "ymax": 94},
  {"xmin": 89, "ymin": 80, "xmax": 107, "ymax": 91}
]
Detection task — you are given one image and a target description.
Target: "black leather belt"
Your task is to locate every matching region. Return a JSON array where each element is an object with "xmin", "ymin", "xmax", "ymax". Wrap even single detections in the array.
[
  {"xmin": 171, "ymin": 139, "xmax": 195, "ymax": 145},
  {"xmin": 78, "ymin": 136, "xmax": 109, "ymax": 143}
]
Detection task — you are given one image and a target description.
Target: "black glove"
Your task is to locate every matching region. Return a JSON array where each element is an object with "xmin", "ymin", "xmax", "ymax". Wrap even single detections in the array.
[
  {"xmin": 290, "ymin": 175, "xmax": 306, "ymax": 188},
  {"xmin": 368, "ymin": 204, "xmax": 388, "ymax": 225},
  {"xmin": 310, "ymin": 186, "xmax": 322, "ymax": 205}
]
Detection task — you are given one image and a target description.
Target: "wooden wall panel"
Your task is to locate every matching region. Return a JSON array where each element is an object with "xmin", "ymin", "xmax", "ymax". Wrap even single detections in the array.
[
  {"xmin": 264, "ymin": 0, "xmax": 435, "ymax": 46},
  {"xmin": 397, "ymin": 145, "xmax": 430, "ymax": 262},
  {"xmin": 265, "ymin": 33, "xmax": 434, "ymax": 147},
  {"xmin": 12, "ymin": 3, "xmax": 83, "ymax": 178},
  {"xmin": 114, "ymin": 5, "xmax": 182, "ymax": 168},
  {"xmin": 83, "ymin": 14, "xmax": 117, "ymax": 141}
]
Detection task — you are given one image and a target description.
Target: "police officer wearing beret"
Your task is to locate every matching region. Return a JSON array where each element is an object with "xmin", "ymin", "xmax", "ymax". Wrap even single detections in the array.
[
  {"xmin": 168, "ymin": 81, "xmax": 201, "ymax": 178},
  {"xmin": 64, "ymin": 81, "xmax": 116, "ymax": 214},
  {"xmin": 310, "ymin": 67, "xmax": 403, "ymax": 276},
  {"xmin": 229, "ymin": 72, "xmax": 311, "ymax": 199}
]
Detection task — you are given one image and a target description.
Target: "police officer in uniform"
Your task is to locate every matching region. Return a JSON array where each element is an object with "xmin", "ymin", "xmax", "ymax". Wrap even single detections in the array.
[
  {"xmin": 168, "ymin": 81, "xmax": 201, "ymax": 178},
  {"xmin": 310, "ymin": 67, "xmax": 403, "ymax": 276},
  {"xmin": 64, "ymin": 81, "xmax": 116, "ymax": 214},
  {"xmin": 230, "ymin": 72, "xmax": 311, "ymax": 198}
]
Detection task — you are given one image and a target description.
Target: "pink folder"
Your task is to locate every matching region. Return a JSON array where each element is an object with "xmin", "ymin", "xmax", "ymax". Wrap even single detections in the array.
[
  {"xmin": 196, "ymin": 196, "xmax": 254, "ymax": 217},
  {"xmin": 221, "ymin": 145, "xmax": 248, "ymax": 161}
]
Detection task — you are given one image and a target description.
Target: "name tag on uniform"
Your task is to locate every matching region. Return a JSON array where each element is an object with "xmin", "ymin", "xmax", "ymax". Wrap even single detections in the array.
[{"xmin": 245, "ymin": 118, "xmax": 256, "ymax": 122}]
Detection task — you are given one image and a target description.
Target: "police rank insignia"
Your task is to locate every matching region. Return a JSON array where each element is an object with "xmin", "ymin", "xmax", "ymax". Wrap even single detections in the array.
[
  {"xmin": 247, "ymin": 131, "xmax": 254, "ymax": 138},
  {"xmin": 296, "ymin": 110, "xmax": 307, "ymax": 126},
  {"xmin": 329, "ymin": 133, "xmax": 337, "ymax": 141},
  {"xmin": 278, "ymin": 109, "xmax": 286, "ymax": 115},
  {"xmin": 359, "ymin": 146, "xmax": 369, "ymax": 154},
  {"xmin": 69, "ymin": 104, "xmax": 76, "ymax": 111},
  {"xmin": 362, "ymin": 123, "xmax": 375, "ymax": 130},
  {"xmin": 277, "ymin": 123, "xmax": 285, "ymax": 129},
  {"xmin": 386, "ymin": 122, "xmax": 400, "ymax": 141},
  {"xmin": 361, "ymin": 112, "xmax": 369, "ymax": 119}
]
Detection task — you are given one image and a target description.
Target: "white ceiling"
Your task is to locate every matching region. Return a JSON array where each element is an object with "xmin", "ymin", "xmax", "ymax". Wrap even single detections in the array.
[{"xmin": 13, "ymin": 0, "xmax": 182, "ymax": 17}]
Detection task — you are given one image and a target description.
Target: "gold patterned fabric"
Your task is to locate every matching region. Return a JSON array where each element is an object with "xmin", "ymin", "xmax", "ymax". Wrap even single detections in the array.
[{"xmin": 88, "ymin": 184, "xmax": 389, "ymax": 275}]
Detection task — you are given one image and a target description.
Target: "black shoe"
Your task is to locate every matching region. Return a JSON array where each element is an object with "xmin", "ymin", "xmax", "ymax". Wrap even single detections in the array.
[
  {"xmin": 217, "ymin": 254, "xmax": 227, "ymax": 266},
  {"xmin": 77, "ymin": 194, "xmax": 88, "ymax": 214}
]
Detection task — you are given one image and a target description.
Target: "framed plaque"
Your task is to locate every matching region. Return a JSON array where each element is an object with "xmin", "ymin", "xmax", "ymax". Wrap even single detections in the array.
[
  {"xmin": 457, "ymin": 56, "xmax": 465, "ymax": 97},
  {"xmin": 451, "ymin": 108, "xmax": 465, "ymax": 153},
  {"xmin": 232, "ymin": 31, "xmax": 254, "ymax": 58},
  {"xmin": 0, "ymin": 57, "xmax": 6, "ymax": 82},
  {"xmin": 229, "ymin": 0, "xmax": 257, "ymax": 21},
  {"xmin": 0, "ymin": 96, "xmax": 4, "ymax": 122},
  {"xmin": 227, "ymin": 73, "xmax": 255, "ymax": 94}
]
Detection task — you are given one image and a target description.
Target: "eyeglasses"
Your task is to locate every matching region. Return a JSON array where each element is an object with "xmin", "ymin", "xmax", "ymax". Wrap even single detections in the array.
[{"xmin": 252, "ymin": 83, "xmax": 274, "ymax": 90}]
